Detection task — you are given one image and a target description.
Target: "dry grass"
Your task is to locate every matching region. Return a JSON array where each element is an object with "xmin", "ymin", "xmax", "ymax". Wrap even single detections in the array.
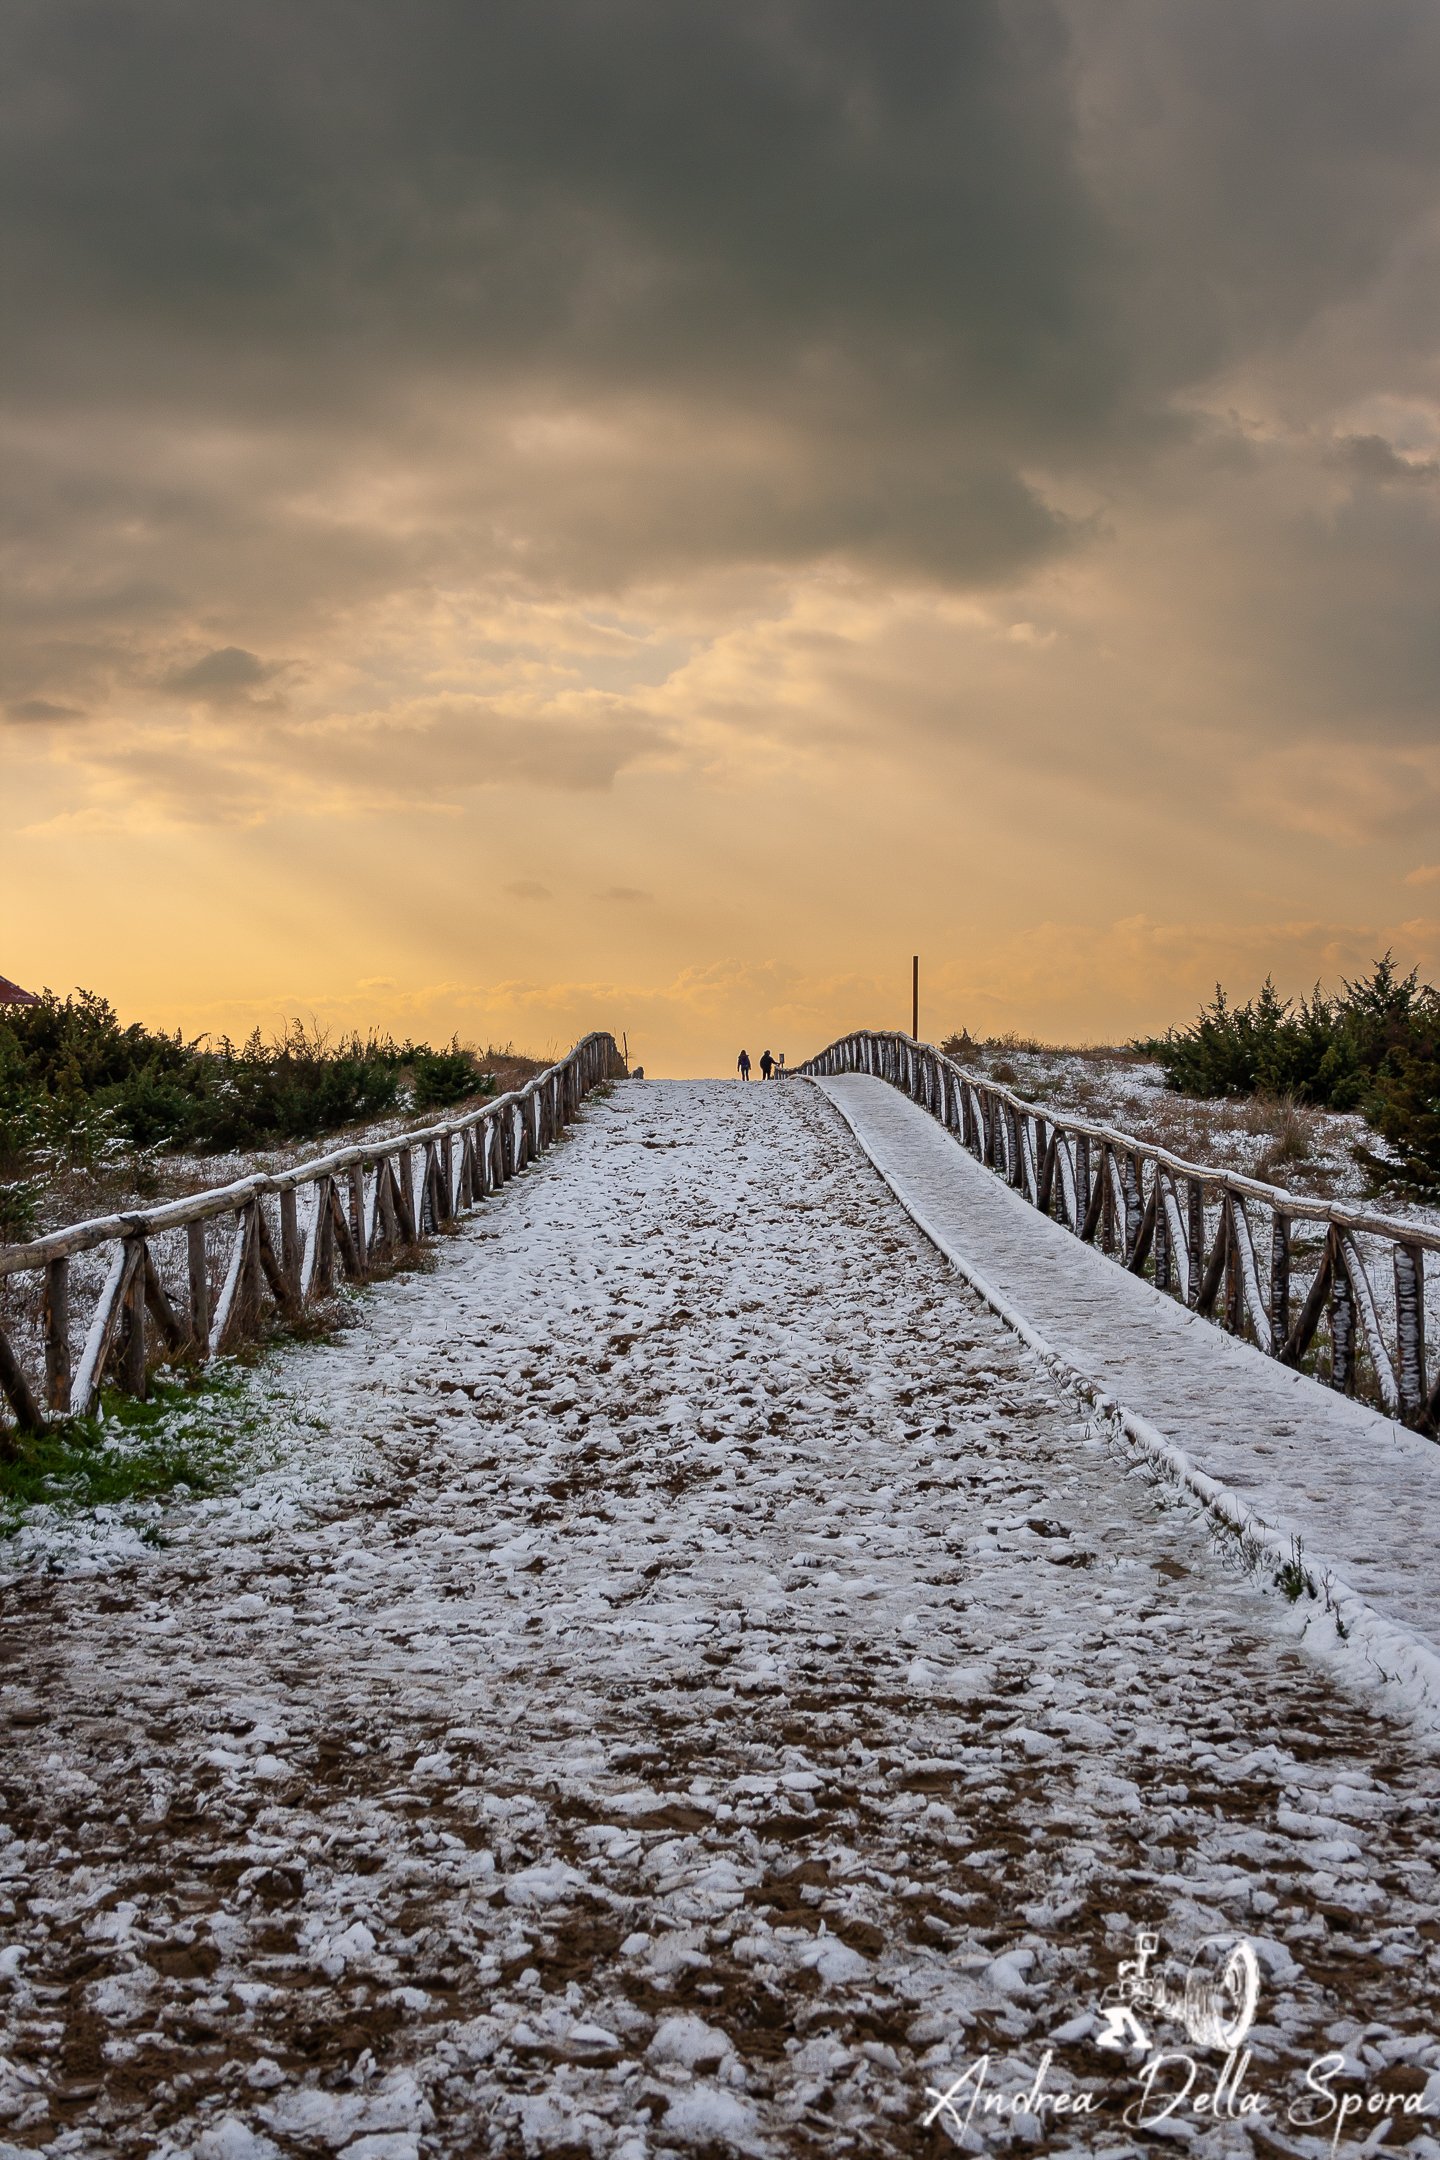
[
  {"xmin": 475, "ymin": 1042, "xmax": 551, "ymax": 1095},
  {"xmin": 1113, "ymin": 1089, "xmax": 1338, "ymax": 1195},
  {"xmin": 474, "ymin": 1037, "xmax": 630, "ymax": 1087},
  {"xmin": 1248, "ymin": 1097, "xmax": 1319, "ymax": 1178},
  {"xmin": 941, "ymin": 1028, "xmax": 1144, "ymax": 1067}
]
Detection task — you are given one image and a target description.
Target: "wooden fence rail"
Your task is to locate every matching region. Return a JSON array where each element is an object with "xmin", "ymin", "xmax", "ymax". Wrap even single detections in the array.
[
  {"xmin": 799, "ymin": 1030, "xmax": 1440, "ymax": 1436},
  {"xmin": 0, "ymin": 1032, "xmax": 624, "ymax": 1438}
]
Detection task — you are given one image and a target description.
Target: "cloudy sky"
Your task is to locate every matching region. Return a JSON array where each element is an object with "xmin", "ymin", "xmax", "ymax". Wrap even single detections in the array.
[{"xmin": 4, "ymin": 0, "xmax": 1438, "ymax": 1072}]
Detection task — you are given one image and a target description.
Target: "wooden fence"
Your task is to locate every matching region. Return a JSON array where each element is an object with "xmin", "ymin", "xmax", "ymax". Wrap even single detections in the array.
[
  {"xmin": 0, "ymin": 1032, "xmax": 623, "ymax": 1438},
  {"xmin": 799, "ymin": 1030, "xmax": 1440, "ymax": 1435}
]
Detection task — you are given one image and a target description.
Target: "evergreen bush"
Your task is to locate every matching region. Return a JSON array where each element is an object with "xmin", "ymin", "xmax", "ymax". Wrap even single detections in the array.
[
  {"xmin": 0, "ymin": 991, "xmax": 496, "ymax": 1193},
  {"xmin": 1135, "ymin": 955, "xmax": 1440, "ymax": 1196}
]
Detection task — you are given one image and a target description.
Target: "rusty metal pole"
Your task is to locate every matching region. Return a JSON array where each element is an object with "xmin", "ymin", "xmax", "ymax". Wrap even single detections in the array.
[{"xmin": 912, "ymin": 955, "xmax": 918, "ymax": 1040}]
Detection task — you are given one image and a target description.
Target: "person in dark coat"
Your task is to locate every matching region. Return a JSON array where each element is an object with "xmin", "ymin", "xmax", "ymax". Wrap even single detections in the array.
[
  {"xmin": 737, "ymin": 1049, "xmax": 752, "ymax": 1080},
  {"xmin": 759, "ymin": 1050, "xmax": 774, "ymax": 1079}
]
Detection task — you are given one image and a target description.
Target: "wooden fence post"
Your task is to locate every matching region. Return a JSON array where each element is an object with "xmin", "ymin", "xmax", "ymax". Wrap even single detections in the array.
[
  {"xmin": 1223, "ymin": 1201, "xmax": 1242, "ymax": 1334},
  {"xmin": 329, "ymin": 1182, "xmax": 361, "ymax": 1280},
  {"xmin": 316, "ymin": 1177, "xmax": 336, "ymax": 1293},
  {"xmin": 0, "ymin": 1321, "xmax": 46, "ymax": 1437},
  {"xmin": 280, "ymin": 1188, "xmax": 302, "ymax": 1301},
  {"xmin": 1122, "ymin": 1153, "xmax": 1143, "ymax": 1264},
  {"xmin": 349, "ymin": 1166, "xmax": 368, "ymax": 1270},
  {"xmin": 1186, "ymin": 1181, "xmax": 1205, "ymax": 1308},
  {"xmin": 188, "ymin": 1220, "xmax": 210, "ymax": 1349},
  {"xmin": 1194, "ymin": 1203, "xmax": 1228, "ymax": 1318},
  {"xmin": 120, "ymin": 1237, "xmax": 148, "ymax": 1396},
  {"xmin": 377, "ymin": 1159, "xmax": 398, "ymax": 1252},
  {"xmin": 1270, "ymin": 1214, "xmax": 1291, "ymax": 1347},
  {"xmin": 44, "ymin": 1256, "xmax": 70, "ymax": 1412},
  {"xmin": 1037, "ymin": 1127, "xmax": 1056, "ymax": 1216},
  {"xmin": 143, "ymin": 1250, "xmax": 187, "ymax": 1352},
  {"xmin": 1329, "ymin": 1231, "xmax": 1355, "ymax": 1394},
  {"xmin": 243, "ymin": 1201, "xmax": 264, "ymax": 1336},
  {"xmin": 395, "ymin": 1150, "xmax": 417, "ymax": 1240},
  {"xmin": 1395, "ymin": 1243, "xmax": 1426, "ymax": 1423}
]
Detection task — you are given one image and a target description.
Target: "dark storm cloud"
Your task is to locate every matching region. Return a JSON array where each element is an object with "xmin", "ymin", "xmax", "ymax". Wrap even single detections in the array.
[
  {"xmin": 163, "ymin": 647, "xmax": 278, "ymax": 700},
  {"xmin": 10, "ymin": 0, "xmax": 1434, "ymax": 416},
  {"xmin": 5, "ymin": 698, "xmax": 85, "ymax": 723},
  {"xmin": 1279, "ymin": 485, "xmax": 1440, "ymax": 737},
  {"xmin": 3, "ymin": 2, "xmax": 1111, "ymax": 407},
  {"xmin": 1, "ymin": 0, "xmax": 1118, "ymax": 594},
  {"xmin": 1330, "ymin": 436, "xmax": 1440, "ymax": 487},
  {"xmin": 1066, "ymin": 2, "xmax": 1440, "ymax": 381},
  {"xmin": 2, "ymin": 0, "xmax": 1438, "ymax": 769}
]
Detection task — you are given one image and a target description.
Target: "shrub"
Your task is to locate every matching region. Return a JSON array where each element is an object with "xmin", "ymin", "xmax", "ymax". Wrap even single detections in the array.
[
  {"xmin": 1137, "ymin": 954, "xmax": 1440, "ymax": 1198},
  {"xmin": 0, "ymin": 990, "xmax": 502, "ymax": 1169},
  {"xmin": 188, "ymin": 1028, "xmax": 402, "ymax": 1150},
  {"xmin": 1134, "ymin": 978, "xmax": 1338, "ymax": 1100},
  {"xmin": 1354, "ymin": 1051, "xmax": 1440, "ymax": 1196},
  {"xmin": 412, "ymin": 1041, "xmax": 485, "ymax": 1110},
  {"xmin": 0, "ymin": 1178, "xmax": 39, "ymax": 1243},
  {"xmin": 95, "ymin": 1070, "xmax": 200, "ymax": 1149}
]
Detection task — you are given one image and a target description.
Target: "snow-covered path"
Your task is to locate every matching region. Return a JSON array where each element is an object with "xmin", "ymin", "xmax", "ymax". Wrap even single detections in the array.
[
  {"xmin": 817, "ymin": 1075, "xmax": 1440, "ymax": 1663},
  {"xmin": 2, "ymin": 1080, "xmax": 1438, "ymax": 2160}
]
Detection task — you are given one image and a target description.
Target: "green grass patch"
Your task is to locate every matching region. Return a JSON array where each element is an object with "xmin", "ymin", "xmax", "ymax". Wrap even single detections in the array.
[{"xmin": 0, "ymin": 1367, "xmax": 260, "ymax": 1535}]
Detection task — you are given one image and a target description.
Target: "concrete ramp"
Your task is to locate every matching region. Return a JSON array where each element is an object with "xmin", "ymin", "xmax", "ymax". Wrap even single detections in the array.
[{"xmin": 818, "ymin": 1071, "xmax": 1440, "ymax": 1656}]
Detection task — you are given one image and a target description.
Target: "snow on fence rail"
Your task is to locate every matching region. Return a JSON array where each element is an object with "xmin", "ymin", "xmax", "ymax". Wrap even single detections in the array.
[
  {"xmin": 799, "ymin": 1030, "xmax": 1440, "ymax": 1435},
  {"xmin": 0, "ymin": 1031, "xmax": 624, "ymax": 1438}
]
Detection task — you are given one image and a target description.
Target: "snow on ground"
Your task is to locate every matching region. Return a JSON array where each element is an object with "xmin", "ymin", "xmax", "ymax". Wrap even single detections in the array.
[{"xmin": 2, "ymin": 1079, "xmax": 1438, "ymax": 2159}]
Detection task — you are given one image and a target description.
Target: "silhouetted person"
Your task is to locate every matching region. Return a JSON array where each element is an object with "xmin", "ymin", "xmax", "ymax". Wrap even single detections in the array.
[
  {"xmin": 759, "ymin": 1050, "xmax": 774, "ymax": 1079},
  {"xmin": 737, "ymin": 1049, "xmax": 752, "ymax": 1080}
]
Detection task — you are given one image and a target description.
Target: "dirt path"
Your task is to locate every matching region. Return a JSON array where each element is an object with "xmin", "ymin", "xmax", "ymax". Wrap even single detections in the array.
[{"xmin": 2, "ymin": 1080, "xmax": 1437, "ymax": 2159}]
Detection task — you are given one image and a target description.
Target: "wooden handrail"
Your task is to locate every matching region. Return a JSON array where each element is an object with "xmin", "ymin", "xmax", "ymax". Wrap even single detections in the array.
[
  {"xmin": 0, "ymin": 1032, "xmax": 623, "ymax": 1434},
  {"xmin": 798, "ymin": 1029, "xmax": 1438, "ymax": 1435}
]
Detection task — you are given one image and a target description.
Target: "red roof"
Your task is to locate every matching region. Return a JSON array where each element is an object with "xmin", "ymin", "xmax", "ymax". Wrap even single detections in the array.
[{"xmin": 0, "ymin": 976, "xmax": 39, "ymax": 1006}]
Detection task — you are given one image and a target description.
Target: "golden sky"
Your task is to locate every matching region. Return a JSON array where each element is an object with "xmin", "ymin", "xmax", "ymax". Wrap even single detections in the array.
[{"xmin": 4, "ymin": 2, "xmax": 1438, "ymax": 1074}]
